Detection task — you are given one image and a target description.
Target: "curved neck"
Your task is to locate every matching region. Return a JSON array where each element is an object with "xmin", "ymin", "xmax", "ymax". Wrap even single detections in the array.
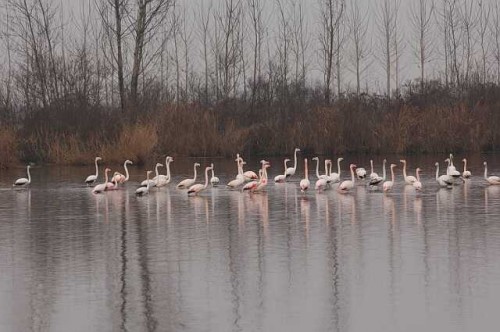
[
  {"xmin": 166, "ymin": 160, "xmax": 171, "ymax": 180},
  {"xmin": 293, "ymin": 150, "xmax": 298, "ymax": 169},
  {"xmin": 449, "ymin": 154, "xmax": 454, "ymax": 167},
  {"xmin": 237, "ymin": 160, "xmax": 243, "ymax": 175},
  {"xmin": 155, "ymin": 164, "xmax": 161, "ymax": 177},
  {"xmin": 436, "ymin": 164, "xmax": 439, "ymax": 180},
  {"xmin": 124, "ymin": 162, "xmax": 130, "ymax": 181},
  {"xmin": 263, "ymin": 166, "xmax": 268, "ymax": 180},
  {"xmin": 402, "ymin": 161, "xmax": 407, "ymax": 178},
  {"xmin": 324, "ymin": 160, "xmax": 329, "ymax": 176},
  {"xmin": 350, "ymin": 166, "xmax": 355, "ymax": 182},
  {"xmin": 211, "ymin": 168, "xmax": 215, "ymax": 178},
  {"xmin": 463, "ymin": 160, "xmax": 467, "ymax": 172},
  {"xmin": 391, "ymin": 167, "xmax": 395, "ymax": 182},
  {"xmin": 27, "ymin": 166, "xmax": 31, "ymax": 182},
  {"xmin": 283, "ymin": 160, "xmax": 288, "ymax": 174},
  {"xmin": 193, "ymin": 164, "xmax": 198, "ymax": 180},
  {"xmin": 484, "ymin": 164, "xmax": 488, "ymax": 179},
  {"xmin": 382, "ymin": 161, "xmax": 386, "ymax": 180},
  {"xmin": 337, "ymin": 158, "xmax": 342, "ymax": 175}
]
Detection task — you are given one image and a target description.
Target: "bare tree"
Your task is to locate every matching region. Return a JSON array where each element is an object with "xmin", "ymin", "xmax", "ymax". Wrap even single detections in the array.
[
  {"xmin": 376, "ymin": 0, "xmax": 397, "ymax": 97},
  {"xmin": 318, "ymin": 0, "xmax": 345, "ymax": 103},
  {"xmin": 477, "ymin": 1, "xmax": 490, "ymax": 84},
  {"xmin": 492, "ymin": 2, "xmax": 500, "ymax": 84},
  {"xmin": 347, "ymin": 0, "xmax": 370, "ymax": 95},
  {"xmin": 275, "ymin": 0, "xmax": 291, "ymax": 99},
  {"xmin": 247, "ymin": 0, "xmax": 265, "ymax": 106},
  {"xmin": 409, "ymin": 0, "xmax": 434, "ymax": 91},
  {"xmin": 197, "ymin": 1, "xmax": 212, "ymax": 104},
  {"xmin": 458, "ymin": 0, "xmax": 478, "ymax": 85}
]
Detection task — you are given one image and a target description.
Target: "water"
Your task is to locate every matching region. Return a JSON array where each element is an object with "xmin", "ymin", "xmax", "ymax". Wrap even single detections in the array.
[{"xmin": 1, "ymin": 155, "xmax": 500, "ymax": 332}]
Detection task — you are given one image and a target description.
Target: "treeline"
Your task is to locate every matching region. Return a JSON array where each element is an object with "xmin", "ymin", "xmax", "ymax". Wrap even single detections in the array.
[{"xmin": 1, "ymin": 0, "xmax": 500, "ymax": 167}]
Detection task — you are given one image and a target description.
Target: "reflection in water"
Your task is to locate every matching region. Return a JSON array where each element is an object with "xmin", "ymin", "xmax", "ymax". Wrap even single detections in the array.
[{"xmin": 2, "ymin": 161, "xmax": 500, "ymax": 332}]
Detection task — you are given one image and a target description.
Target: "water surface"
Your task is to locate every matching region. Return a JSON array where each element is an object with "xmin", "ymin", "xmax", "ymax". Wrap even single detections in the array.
[{"xmin": 1, "ymin": 155, "xmax": 500, "ymax": 331}]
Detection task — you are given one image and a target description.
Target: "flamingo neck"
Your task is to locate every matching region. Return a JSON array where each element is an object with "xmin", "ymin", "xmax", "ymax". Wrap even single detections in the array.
[
  {"xmin": 337, "ymin": 158, "xmax": 342, "ymax": 175},
  {"xmin": 166, "ymin": 160, "xmax": 171, "ymax": 181},
  {"xmin": 449, "ymin": 154, "xmax": 454, "ymax": 167},
  {"xmin": 237, "ymin": 161, "xmax": 243, "ymax": 175},
  {"xmin": 104, "ymin": 170, "xmax": 109, "ymax": 184},
  {"xmin": 324, "ymin": 160, "xmax": 329, "ymax": 176},
  {"xmin": 146, "ymin": 172, "xmax": 151, "ymax": 190},
  {"xmin": 283, "ymin": 160, "xmax": 288, "ymax": 175},
  {"xmin": 463, "ymin": 160, "xmax": 467, "ymax": 173},
  {"xmin": 314, "ymin": 159, "xmax": 320, "ymax": 178},
  {"xmin": 484, "ymin": 164, "xmax": 488, "ymax": 179},
  {"xmin": 293, "ymin": 150, "xmax": 298, "ymax": 170},
  {"xmin": 416, "ymin": 170, "xmax": 420, "ymax": 182},
  {"xmin": 350, "ymin": 166, "xmax": 355, "ymax": 182},
  {"xmin": 370, "ymin": 160, "xmax": 374, "ymax": 174},
  {"xmin": 27, "ymin": 166, "xmax": 31, "ymax": 183},
  {"xmin": 124, "ymin": 162, "xmax": 130, "ymax": 181},
  {"xmin": 204, "ymin": 167, "xmax": 210, "ymax": 188},
  {"xmin": 391, "ymin": 167, "xmax": 395, "ymax": 182},
  {"xmin": 95, "ymin": 159, "xmax": 99, "ymax": 177},
  {"xmin": 436, "ymin": 164, "xmax": 439, "ymax": 180},
  {"xmin": 155, "ymin": 164, "xmax": 161, "ymax": 178},
  {"xmin": 402, "ymin": 161, "xmax": 407, "ymax": 178},
  {"xmin": 382, "ymin": 161, "xmax": 386, "ymax": 180},
  {"xmin": 193, "ymin": 164, "xmax": 198, "ymax": 181},
  {"xmin": 304, "ymin": 159, "xmax": 308, "ymax": 179},
  {"xmin": 211, "ymin": 168, "xmax": 215, "ymax": 178}
]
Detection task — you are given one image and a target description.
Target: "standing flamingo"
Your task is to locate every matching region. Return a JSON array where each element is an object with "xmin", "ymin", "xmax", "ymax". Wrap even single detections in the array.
[
  {"xmin": 243, "ymin": 160, "xmax": 270, "ymax": 192},
  {"xmin": 177, "ymin": 162, "xmax": 200, "ymax": 189},
  {"xmin": 85, "ymin": 157, "xmax": 102, "ymax": 185},
  {"xmin": 228, "ymin": 158, "xmax": 246, "ymax": 188},
  {"xmin": 142, "ymin": 163, "xmax": 163, "ymax": 187},
  {"xmin": 312, "ymin": 157, "xmax": 330, "ymax": 182},
  {"xmin": 328, "ymin": 157, "xmax": 343, "ymax": 184},
  {"xmin": 338, "ymin": 164, "xmax": 356, "ymax": 193},
  {"xmin": 154, "ymin": 156, "xmax": 174, "ymax": 186},
  {"xmin": 112, "ymin": 159, "xmax": 133, "ymax": 184},
  {"xmin": 400, "ymin": 159, "xmax": 417, "ymax": 184},
  {"xmin": 136, "ymin": 171, "xmax": 153, "ymax": 196},
  {"xmin": 413, "ymin": 168, "xmax": 422, "ymax": 191},
  {"xmin": 188, "ymin": 165, "xmax": 213, "ymax": 196},
  {"xmin": 210, "ymin": 163, "xmax": 220, "ymax": 186},
  {"xmin": 236, "ymin": 154, "xmax": 258, "ymax": 181},
  {"xmin": 462, "ymin": 158, "xmax": 472, "ymax": 178},
  {"xmin": 369, "ymin": 160, "xmax": 379, "ymax": 180},
  {"xmin": 274, "ymin": 158, "xmax": 290, "ymax": 183},
  {"xmin": 93, "ymin": 168, "xmax": 111, "ymax": 194},
  {"xmin": 299, "ymin": 158, "xmax": 310, "ymax": 192},
  {"xmin": 355, "ymin": 166, "xmax": 367, "ymax": 179},
  {"xmin": 255, "ymin": 161, "xmax": 270, "ymax": 192},
  {"xmin": 435, "ymin": 162, "xmax": 453, "ymax": 187},
  {"xmin": 285, "ymin": 148, "xmax": 301, "ymax": 178},
  {"xmin": 13, "ymin": 165, "xmax": 31, "ymax": 187},
  {"xmin": 383, "ymin": 164, "xmax": 397, "ymax": 192},
  {"xmin": 368, "ymin": 159, "xmax": 386, "ymax": 187},
  {"xmin": 483, "ymin": 161, "xmax": 500, "ymax": 185}
]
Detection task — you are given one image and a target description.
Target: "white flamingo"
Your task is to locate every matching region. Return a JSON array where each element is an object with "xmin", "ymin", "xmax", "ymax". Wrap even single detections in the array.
[
  {"xmin": 243, "ymin": 160, "xmax": 270, "ymax": 192},
  {"xmin": 136, "ymin": 171, "xmax": 153, "ymax": 196},
  {"xmin": 177, "ymin": 162, "xmax": 200, "ymax": 189},
  {"xmin": 383, "ymin": 164, "xmax": 397, "ymax": 192},
  {"xmin": 210, "ymin": 163, "xmax": 220, "ymax": 186},
  {"xmin": 338, "ymin": 164, "xmax": 356, "ymax": 193},
  {"xmin": 312, "ymin": 157, "xmax": 330, "ymax": 182},
  {"xmin": 369, "ymin": 160, "xmax": 379, "ymax": 180},
  {"xmin": 435, "ymin": 162, "xmax": 453, "ymax": 187},
  {"xmin": 299, "ymin": 158, "xmax": 310, "ymax": 192},
  {"xmin": 447, "ymin": 154, "xmax": 461, "ymax": 177},
  {"xmin": 400, "ymin": 159, "xmax": 417, "ymax": 184},
  {"xmin": 355, "ymin": 166, "xmax": 367, "ymax": 180},
  {"xmin": 483, "ymin": 161, "xmax": 500, "ymax": 185},
  {"xmin": 236, "ymin": 154, "xmax": 258, "ymax": 181},
  {"xmin": 142, "ymin": 163, "xmax": 163, "ymax": 187},
  {"xmin": 13, "ymin": 165, "xmax": 31, "ymax": 187},
  {"xmin": 255, "ymin": 161, "xmax": 270, "ymax": 192},
  {"xmin": 285, "ymin": 148, "xmax": 300, "ymax": 178},
  {"xmin": 112, "ymin": 159, "xmax": 133, "ymax": 184},
  {"xmin": 85, "ymin": 157, "xmax": 102, "ymax": 185},
  {"xmin": 368, "ymin": 159, "xmax": 386, "ymax": 187},
  {"xmin": 328, "ymin": 157, "xmax": 343, "ymax": 183},
  {"xmin": 274, "ymin": 158, "xmax": 290, "ymax": 183},
  {"xmin": 154, "ymin": 156, "xmax": 174, "ymax": 187},
  {"xmin": 462, "ymin": 158, "xmax": 471, "ymax": 178},
  {"xmin": 93, "ymin": 168, "xmax": 111, "ymax": 194},
  {"xmin": 413, "ymin": 168, "xmax": 422, "ymax": 191},
  {"xmin": 228, "ymin": 158, "xmax": 246, "ymax": 188},
  {"xmin": 188, "ymin": 165, "xmax": 213, "ymax": 196}
]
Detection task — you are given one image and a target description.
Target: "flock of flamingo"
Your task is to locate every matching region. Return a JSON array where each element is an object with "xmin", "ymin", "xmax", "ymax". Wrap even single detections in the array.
[{"xmin": 12, "ymin": 148, "xmax": 500, "ymax": 195}]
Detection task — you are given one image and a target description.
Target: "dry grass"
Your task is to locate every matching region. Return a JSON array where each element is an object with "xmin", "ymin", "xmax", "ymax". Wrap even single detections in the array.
[{"xmin": 0, "ymin": 126, "xmax": 18, "ymax": 168}]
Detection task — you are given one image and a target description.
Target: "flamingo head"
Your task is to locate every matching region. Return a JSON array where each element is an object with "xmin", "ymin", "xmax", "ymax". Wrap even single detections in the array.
[
  {"xmin": 435, "ymin": 162, "xmax": 439, "ymax": 167},
  {"xmin": 105, "ymin": 168, "xmax": 111, "ymax": 173},
  {"xmin": 416, "ymin": 168, "xmax": 421, "ymax": 173},
  {"xmin": 147, "ymin": 170, "xmax": 153, "ymax": 176},
  {"xmin": 350, "ymin": 164, "xmax": 357, "ymax": 169},
  {"xmin": 383, "ymin": 159, "xmax": 387, "ymax": 164},
  {"xmin": 96, "ymin": 157, "xmax": 102, "ymax": 161},
  {"xmin": 125, "ymin": 160, "xmax": 133, "ymax": 164},
  {"xmin": 156, "ymin": 163, "xmax": 164, "ymax": 168},
  {"xmin": 195, "ymin": 163, "xmax": 201, "ymax": 167},
  {"xmin": 338, "ymin": 157, "xmax": 344, "ymax": 162},
  {"xmin": 462, "ymin": 158, "xmax": 466, "ymax": 163},
  {"xmin": 27, "ymin": 165, "xmax": 31, "ymax": 169},
  {"xmin": 399, "ymin": 159, "xmax": 406, "ymax": 164},
  {"xmin": 391, "ymin": 164, "xmax": 397, "ymax": 168},
  {"xmin": 326, "ymin": 159, "xmax": 332, "ymax": 164},
  {"xmin": 167, "ymin": 156, "xmax": 174, "ymax": 162},
  {"xmin": 484, "ymin": 161, "xmax": 487, "ymax": 166},
  {"xmin": 284, "ymin": 158, "xmax": 291, "ymax": 162},
  {"xmin": 313, "ymin": 157, "xmax": 319, "ymax": 161},
  {"xmin": 295, "ymin": 148, "xmax": 301, "ymax": 152},
  {"xmin": 444, "ymin": 158, "xmax": 450, "ymax": 164}
]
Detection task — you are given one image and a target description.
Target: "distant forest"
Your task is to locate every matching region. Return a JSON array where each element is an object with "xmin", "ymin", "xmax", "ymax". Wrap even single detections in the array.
[{"xmin": 1, "ymin": 0, "xmax": 500, "ymax": 167}]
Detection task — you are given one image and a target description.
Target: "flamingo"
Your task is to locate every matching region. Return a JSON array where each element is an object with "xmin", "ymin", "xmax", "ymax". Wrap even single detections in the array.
[
  {"xmin": 93, "ymin": 168, "xmax": 111, "ymax": 194},
  {"xmin": 285, "ymin": 148, "xmax": 300, "ymax": 178},
  {"xmin": 228, "ymin": 158, "xmax": 246, "ymax": 188},
  {"xmin": 312, "ymin": 157, "xmax": 330, "ymax": 182},
  {"xmin": 243, "ymin": 170, "xmax": 262, "ymax": 192},
  {"xmin": 85, "ymin": 157, "xmax": 102, "ymax": 185},
  {"xmin": 236, "ymin": 154, "xmax": 258, "ymax": 181},
  {"xmin": 483, "ymin": 161, "xmax": 500, "ymax": 185},
  {"xmin": 368, "ymin": 159, "xmax": 386, "ymax": 187},
  {"xmin": 255, "ymin": 161, "xmax": 270, "ymax": 192},
  {"xmin": 435, "ymin": 162, "xmax": 453, "ymax": 187},
  {"xmin": 13, "ymin": 165, "xmax": 31, "ymax": 187},
  {"xmin": 107, "ymin": 179, "xmax": 120, "ymax": 191},
  {"xmin": 462, "ymin": 158, "xmax": 472, "ymax": 178},
  {"xmin": 338, "ymin": 164, "xmax": 356, "ymax": 193},
  {"xmin": 369, "ymin": 160, "xmax": 379, "ymax": 180},
  {"xmin": 299, "ymin": 158, "xmax": 310, "ymax": 192},
  {"xmin": 112, "ymin": 159, "xmax": 133, "ymax": 184},
  {"xmin": 177, "ymin": 162, "xmax": 200, "ymax": 189},
  {"xmin": 136, "ymin": 171, "xmax": 153, "ymax": 196},
  {"xmin": 447, "ymin": 154, "xmax": 461, "ymax": 177},
  {"xmin": 355, "ymin": 166, "xmax": 367, "ymax": 180},
  {"xmin": 328, "ymin": 157, "xmax": 343, "ymax": 183},
  {"xmin": 413, "ymin": 168, "xmax": 422, "ymax": 191},
  {"xmin": 400, "ymin": 159, "xmax": 417, "ymax": 184},
  {"xmin": 383, "ymin": 164, "xmax": 397, "ymax": 192},
  {"xmin": 154, "ymin": 156, "xmax": 174, "ymax": 187},
  {"xmin": 210, "ymin": 163, "xmax": 220, "ymax": 186},
  {"xmin": 142, "ymin": 163, "xmax": 163, "ymax": 187},
  {"xmin": 274, "ymin": 158, "xmax": 290, "ymax": 183},
  {"xmin": 243, "ymin": 160, "xmax": 270, "ymax": 192},
  {"xmin": 188, "ymin": 165, "xmax": 213, "ymax": 196}
]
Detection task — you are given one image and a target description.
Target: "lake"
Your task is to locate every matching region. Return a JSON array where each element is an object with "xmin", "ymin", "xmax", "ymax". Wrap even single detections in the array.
[{"xmin": 1, "ymin": 154, "xmax": 500, "ymax": 332}]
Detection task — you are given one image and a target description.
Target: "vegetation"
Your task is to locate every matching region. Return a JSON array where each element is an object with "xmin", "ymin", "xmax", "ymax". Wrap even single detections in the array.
[{"xmin": 0, "ymin": 0, "xmax": 499, "ymax": 167}]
